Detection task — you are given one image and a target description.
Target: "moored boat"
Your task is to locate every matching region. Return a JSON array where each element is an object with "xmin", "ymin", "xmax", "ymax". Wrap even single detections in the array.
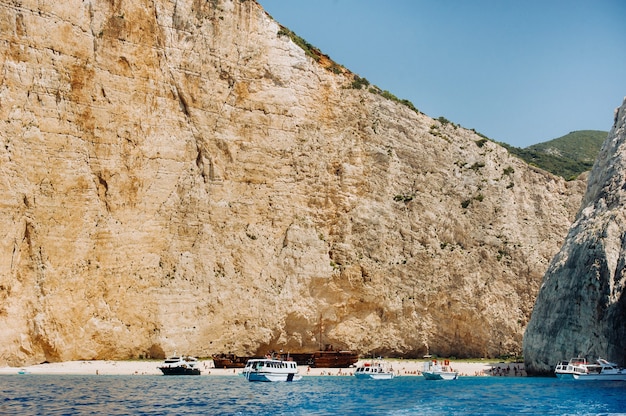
[
  {"xmin": 158, "ymin": 354, "xmax": 201, "ymax": 376},
  {"xmin": 422, "ymin": 359, "xmax": 458, "ymax": 380},
  {"xmin": 242, "ymin": 356, "xmax": 302, "ymax": 382},
  {"xmin": 554, "ymin": 357, "xmax": 584, "ymax": 379},
  {"xmin": 354, "ymin": 361, "xmax": 395, "ymax": 379},
  {"xmin": 555, "ymin": 357, "xmax": 626, "ymax": 381}
]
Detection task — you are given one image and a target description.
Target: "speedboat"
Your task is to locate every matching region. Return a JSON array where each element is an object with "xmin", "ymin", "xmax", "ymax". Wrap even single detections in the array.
[
  {"xmin": 242, "ymin": 356, "xmax": 302, "ymax": 382},
  {"xmin": 422, "ymin": 359, "xmax": 458, "ymax": 380},
  {"xmin": 354, "ymin": 361, "xmax": 395, "ymax": 379},
  {"xmin": 158, "ymin": 354, "xmax": 201, "ymax": 375},
  {"xmin": 555, "ymin": 357, "xmax": 626, "ymax": 381}
]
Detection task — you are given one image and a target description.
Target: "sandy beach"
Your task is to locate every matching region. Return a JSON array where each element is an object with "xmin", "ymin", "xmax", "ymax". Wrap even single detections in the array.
[{"xmin": 0, "ymin": 358, "xmax": 525, "ymax": 377}]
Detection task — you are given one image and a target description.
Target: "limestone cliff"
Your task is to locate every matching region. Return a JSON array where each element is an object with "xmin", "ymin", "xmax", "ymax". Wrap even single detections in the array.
[
  {"xmin": 523, "ymin": 99, "xmax": 626, "ymax": 375},
  {"xmin": 0, "ymin": 0, "xmax": 585, "ymax": 366}
]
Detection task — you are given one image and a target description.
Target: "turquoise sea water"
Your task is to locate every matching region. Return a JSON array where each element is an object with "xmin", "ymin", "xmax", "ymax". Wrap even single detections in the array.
[{"xmin": 1, "ymin": 375, "xmax": 625, "ymax": 415}]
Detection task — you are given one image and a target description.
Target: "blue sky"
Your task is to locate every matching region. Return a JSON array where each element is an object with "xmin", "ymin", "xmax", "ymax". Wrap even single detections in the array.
[{"xmin": 258, "ymin": 0, "xmax": 626, "ymax": 147}]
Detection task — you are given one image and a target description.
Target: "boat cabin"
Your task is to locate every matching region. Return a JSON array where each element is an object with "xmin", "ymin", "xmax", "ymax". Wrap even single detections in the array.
[
  {"xmin": 355, "ymin": 363, "xmax": 386, "ymax": 374},
  {"xmin": 245, "ymin": 359, "xmax": 297, "ymax": 370}
]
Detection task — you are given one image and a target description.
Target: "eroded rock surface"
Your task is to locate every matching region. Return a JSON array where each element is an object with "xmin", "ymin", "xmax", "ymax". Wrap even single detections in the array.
[
  {"xmin": 524, "ymin": 98, "xmax": 626, "ymax": 375},
  {"xmin": 0, "ymin": 0, "xmax": 585, "ymax": 365}
]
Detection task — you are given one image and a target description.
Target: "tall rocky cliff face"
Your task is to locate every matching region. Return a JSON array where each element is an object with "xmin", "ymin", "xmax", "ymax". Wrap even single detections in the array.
[
  {"xmin": 523, "ymin": 99, "xmax": 626, "ymax": 375},
  {"xmin": 0, "ymin": 0, "xmax": 586, "ymax": 366}
]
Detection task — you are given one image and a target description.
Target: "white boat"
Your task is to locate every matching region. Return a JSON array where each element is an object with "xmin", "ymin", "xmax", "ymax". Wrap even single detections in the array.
[
  {"xmin": 554, "ymin": 357, "xmax": 584, "ymax": 379},
  {"xmin": 422, "ymin": 359, "xmax": 458, "ymax": 380},
  {"xmin": 158, "ymin": 354, "xmax": 201, "ymax": 375},
  {"xmin": 354, "ymin": 361, "xmax": 395, "ymax": 379},
  {"xmin": 242, "ymin": 357, "xmax": 302, "ymax": 382},
  {"xmin": 555, "ymin": 357, "xmax": 626, "ymax": 381}
]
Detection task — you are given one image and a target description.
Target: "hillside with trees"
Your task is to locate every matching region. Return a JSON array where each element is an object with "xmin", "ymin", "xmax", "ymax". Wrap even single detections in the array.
[{"xmin": 500, "ymin": 130, "xmax": 607, "ymax": 180}]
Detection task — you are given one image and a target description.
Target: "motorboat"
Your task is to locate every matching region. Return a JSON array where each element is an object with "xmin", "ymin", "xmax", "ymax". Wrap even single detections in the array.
[
  {"xmin": 422, "ymin": 359, "xmax": 458, "ymax": 380},
  {"xmin": 555, "ymin": 357, "xmax": 626, "ymax": 381},
  {"xmin": 354, "ymin": 361, "xmax": 395, "ymax": 379},
  {"xmin": 242, "ymin": 356, "xmax": 302, "ymax": 382},
  {"xmin": 554, "ymin": 357, "xmax": 584, "ymax": 379},
  {"xmin": 158, "ymin": 354, "xmax": 201, "ymax": 375}
]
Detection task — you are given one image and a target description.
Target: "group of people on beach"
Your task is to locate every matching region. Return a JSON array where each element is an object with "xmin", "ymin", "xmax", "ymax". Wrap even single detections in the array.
[{"xmin": 488, "ymin": 363, "xmax": 525, "ymax": 376}]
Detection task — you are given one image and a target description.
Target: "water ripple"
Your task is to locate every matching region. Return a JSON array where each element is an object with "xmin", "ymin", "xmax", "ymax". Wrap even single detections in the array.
[{"xmin": 0, "ymin": 374, "xmax": 625, "ymax": 415}]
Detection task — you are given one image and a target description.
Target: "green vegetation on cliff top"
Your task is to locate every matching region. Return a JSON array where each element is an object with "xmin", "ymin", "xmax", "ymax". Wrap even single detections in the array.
[
  {"xmin": 498, "ymin": 130, "xmax": 607, "ymax": 180},
  {"xmin": 275, "ymin": 23, "xmax": 606, "ymax": 181}
]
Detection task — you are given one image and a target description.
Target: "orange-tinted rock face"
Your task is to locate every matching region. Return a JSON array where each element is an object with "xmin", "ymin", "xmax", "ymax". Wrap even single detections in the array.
[{"xmin": 0, "ymin": 0, "xmax": 584, "ymax": 366}]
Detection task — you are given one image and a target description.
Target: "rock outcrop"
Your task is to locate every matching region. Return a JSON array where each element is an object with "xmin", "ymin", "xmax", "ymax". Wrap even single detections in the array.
[
  {"xmin": 0, "ymin": 0, "xmax": 586, "ymax": 366},
  {"xmin": 523, "ymin": 98, "xmax": 626, "ymax": 375}
]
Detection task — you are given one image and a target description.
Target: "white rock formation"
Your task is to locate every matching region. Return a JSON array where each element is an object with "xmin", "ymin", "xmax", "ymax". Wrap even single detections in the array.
[{"xmin": 523, "ymin": 98, "xmax": 626, "ymax": 374}]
